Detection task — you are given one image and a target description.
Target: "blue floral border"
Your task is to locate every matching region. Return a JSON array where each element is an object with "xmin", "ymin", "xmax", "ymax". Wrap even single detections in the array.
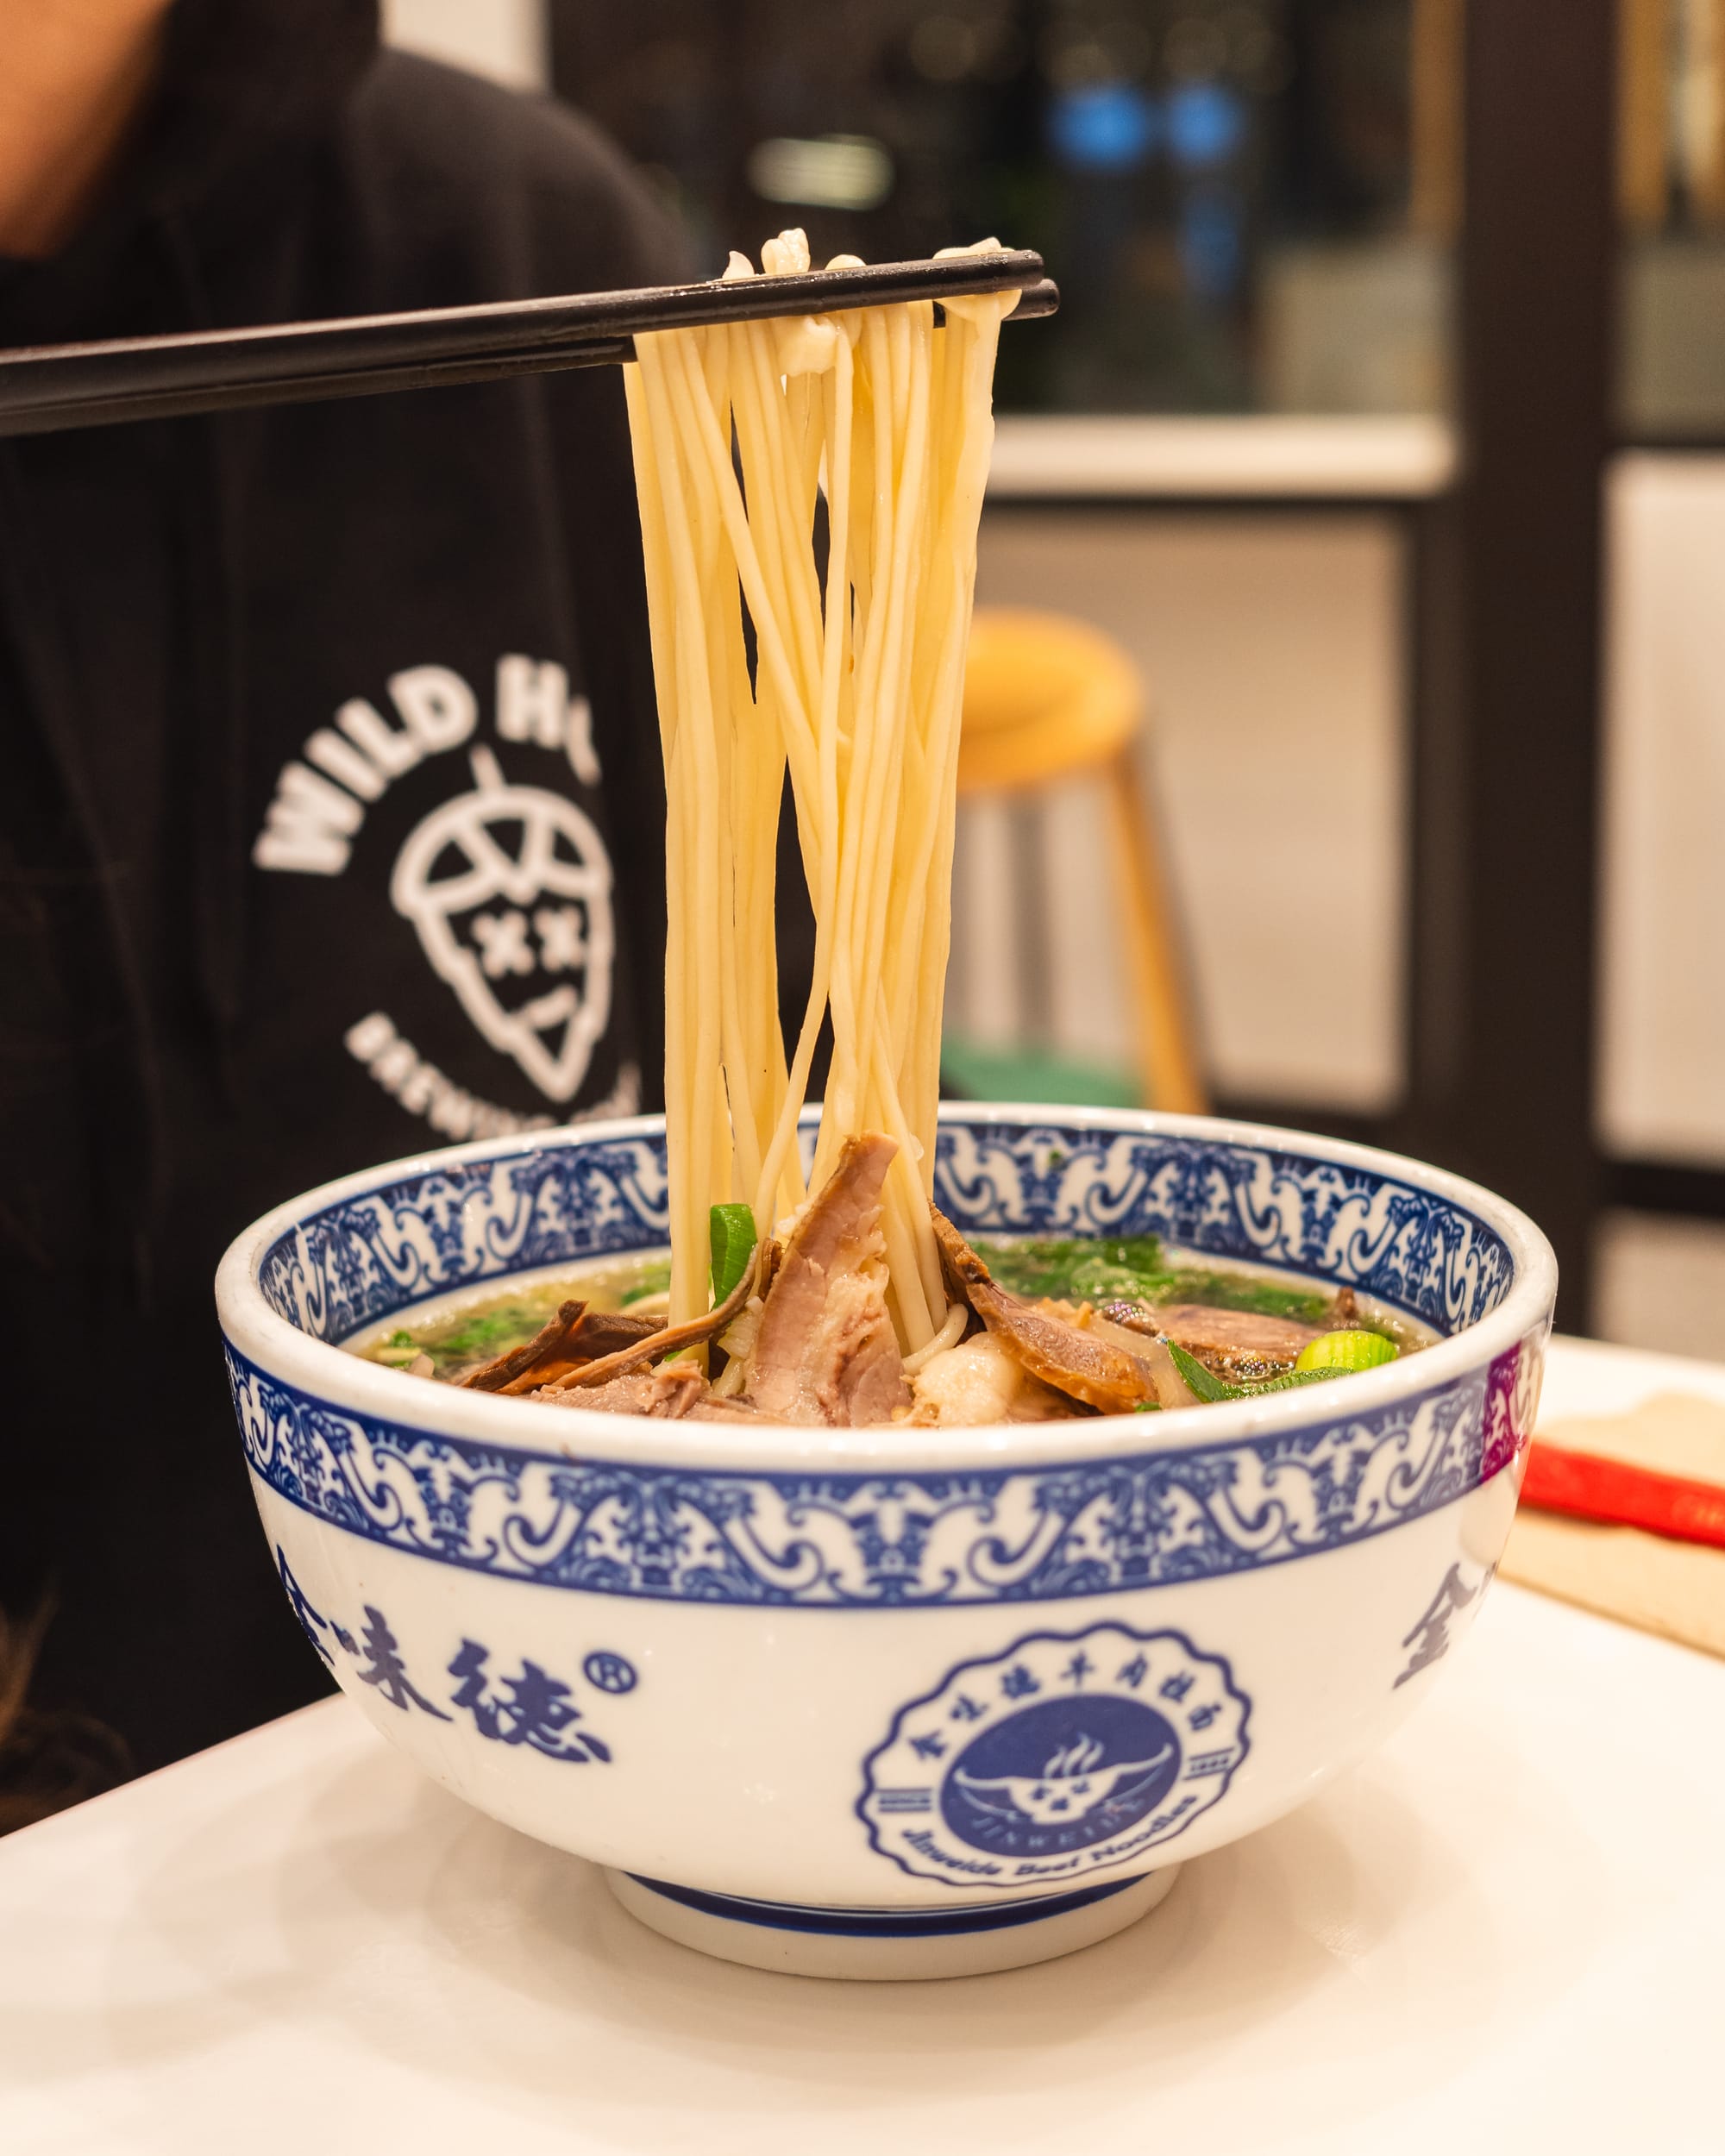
[{"xmin": 229, "ymin": 1333, "xmax": 1536, "ymax": 1608}]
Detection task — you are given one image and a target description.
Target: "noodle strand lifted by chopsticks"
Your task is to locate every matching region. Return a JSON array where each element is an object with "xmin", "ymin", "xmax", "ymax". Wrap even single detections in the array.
[{"xmin": 624, "ymin": 231, "xmax": 1017, "ymax": 1347}]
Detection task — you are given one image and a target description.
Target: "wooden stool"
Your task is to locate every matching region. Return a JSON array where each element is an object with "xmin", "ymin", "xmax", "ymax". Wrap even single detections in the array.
[{"xmin": 959, "ymin": 606, "xmax": 1207, "ymax": 1115}]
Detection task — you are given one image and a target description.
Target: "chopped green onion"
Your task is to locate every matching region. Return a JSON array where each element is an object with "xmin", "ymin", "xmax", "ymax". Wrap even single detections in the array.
[
  {"xmin": 1295, "ymin": 1329, "xmax": 1398, "ymax": 1374},
  {"xmin": 709, "ymin": 1203, "xmax": 758, "ymax": 1305}
]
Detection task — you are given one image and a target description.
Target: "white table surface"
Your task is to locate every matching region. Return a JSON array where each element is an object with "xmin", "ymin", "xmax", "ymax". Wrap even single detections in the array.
[{"xmin": 4, "ymin": 1335, "xmax": 1723, "ymax": 2156}]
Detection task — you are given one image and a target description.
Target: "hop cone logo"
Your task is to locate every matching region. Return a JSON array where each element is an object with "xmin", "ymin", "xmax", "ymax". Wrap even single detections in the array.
[{"xmin": 390, "ymin": 748, "xmax": 615, "ymax": 1102}]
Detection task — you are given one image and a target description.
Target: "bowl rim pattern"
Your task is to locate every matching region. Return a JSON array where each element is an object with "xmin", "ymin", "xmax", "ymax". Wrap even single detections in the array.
[{"xmin": 216, "ymin": 1104, "xmax": 1558, "ymax": 1478}]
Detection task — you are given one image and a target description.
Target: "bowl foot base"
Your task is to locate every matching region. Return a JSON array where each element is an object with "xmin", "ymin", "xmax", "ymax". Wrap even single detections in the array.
[{"xmin": 602, "ymin": 1865, "xmax": 1179, "ymax": 1981}]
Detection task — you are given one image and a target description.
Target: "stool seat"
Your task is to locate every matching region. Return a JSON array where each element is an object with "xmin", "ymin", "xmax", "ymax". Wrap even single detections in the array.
[{"xmin": 959, "ymin": 610, "xmax": 1141, "ymax": 792}]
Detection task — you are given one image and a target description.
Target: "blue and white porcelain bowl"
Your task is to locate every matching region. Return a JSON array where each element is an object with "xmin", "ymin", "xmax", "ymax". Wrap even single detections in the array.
[{"xmin": 216, "ymin": 1106, "xmax": 1556, "ymax": 1981}]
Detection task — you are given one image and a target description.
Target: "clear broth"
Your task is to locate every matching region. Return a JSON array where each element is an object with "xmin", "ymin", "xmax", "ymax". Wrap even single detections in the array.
[
  {"xmin": 352, "ymin": 1254, "xmax": 670, "ymax": 1382},
  {"xmin": 349, "ymin": 1235, "xmax": 1432, "ymax": 1388}
]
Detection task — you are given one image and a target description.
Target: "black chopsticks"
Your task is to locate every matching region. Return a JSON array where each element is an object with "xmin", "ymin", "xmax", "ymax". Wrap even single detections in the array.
[{"xmin": 0, "ymin": 252, "xmax": 1056, "ymax": 437}]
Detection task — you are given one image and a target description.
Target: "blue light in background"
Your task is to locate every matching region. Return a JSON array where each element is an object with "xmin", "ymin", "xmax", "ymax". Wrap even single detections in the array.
[
  {"xmin": 1178, "ymin": 188, "xmax": 1243, "ymax": 299},
  {"xmin": 1166, "ymin": 82, "xmax": 1247, "ymax": 170},
  {"xmin": 1047, "ymin": 83, "xmax": 1160, "ymax": 174}
]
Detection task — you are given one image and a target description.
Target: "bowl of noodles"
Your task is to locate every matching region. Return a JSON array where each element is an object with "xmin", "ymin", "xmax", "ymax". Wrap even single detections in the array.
[
  {"xmin": 216, "ymin": 235, "xmax": 1555, "ymax": 1977},
  {"xmin": 216, "ymin": 1102, "xmax": 1553, "ymax": 1982}
]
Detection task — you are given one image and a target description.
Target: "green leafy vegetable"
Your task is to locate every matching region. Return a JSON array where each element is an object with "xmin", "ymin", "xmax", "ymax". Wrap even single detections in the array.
[
  {"xmin": 710, "ymin": 1203, "xmax": 758, "ymax": 1304},
  {"xmin": 1165, "ymin": 1341, "xmax": 1235, "ymax": 1402},
  {"xmin": 370, "ymin": 1256, "xmax": 674, "ymax": 1380},
  {"xmin": 1157, "ymin": 1269, "xmax": 1333, "ymax": 1324},
  {"xmin": 972, "ymin": 1237, "xmax": 1333, "ymax": 1323},
  {"xmin": 1166, "ymin": 1339, "xmax": 1346, "ymax": 1403},
  {"xmin": 430, "ymin": 1305, "xmax": 549, "ymax": 1357},
  {"xmin": 620, "ymin": 1262, "xmax": 672, "ymax": 1307},
  {"xmin": 392, "ymin": 1299, "xmax": 570, "ymax": 1379},
  {"xmin": 1295, "ymin": 1328, "xmax": 1398, "ymax": 1373},
  {"xmin": 975, "ymin": 1236, "xmax": 1169, "ymax": 1305}
]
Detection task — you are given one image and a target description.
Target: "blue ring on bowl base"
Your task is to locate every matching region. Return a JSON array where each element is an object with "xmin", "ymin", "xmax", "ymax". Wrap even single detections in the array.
[{"xmin": 621, "ymin": 1873, "xmax": 1146, "ymax": 1938}]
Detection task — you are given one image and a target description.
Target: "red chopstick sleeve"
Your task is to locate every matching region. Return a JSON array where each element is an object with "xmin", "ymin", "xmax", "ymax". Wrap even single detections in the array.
[{"xmin": 1521, "ymin": 1441, "xmax": 1725, "ymax": 1553}]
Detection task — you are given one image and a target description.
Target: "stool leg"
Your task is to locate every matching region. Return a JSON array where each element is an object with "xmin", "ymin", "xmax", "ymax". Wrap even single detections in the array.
[{"xmin": 1104, "ymin": 747, "xmax": 1208, "ymax": 1115}]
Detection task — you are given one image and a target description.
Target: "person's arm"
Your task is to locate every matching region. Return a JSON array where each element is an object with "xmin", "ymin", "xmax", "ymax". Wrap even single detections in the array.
[{"xmin": 0, "ymin": 0, "xmax": 169, "ymax": 258}]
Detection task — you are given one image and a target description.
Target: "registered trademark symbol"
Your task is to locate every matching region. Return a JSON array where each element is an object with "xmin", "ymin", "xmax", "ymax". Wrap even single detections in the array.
[{"xmin": 583, "ymin": 1650, "xmax": 638, "ymax": 1695}]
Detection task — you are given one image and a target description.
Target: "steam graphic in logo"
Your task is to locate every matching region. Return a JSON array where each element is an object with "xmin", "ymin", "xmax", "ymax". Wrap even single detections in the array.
[
  {"xmin": 859, "ymin": 1623, "xmax": 1250, "ymax": 1887},
  {"xmin": 942, "ymin": 1695, "xmax": 1180, "ymax": 1851},
  {"xmin": 391, "ymin": 748, "xmax": 615, "ymax": 1102}
]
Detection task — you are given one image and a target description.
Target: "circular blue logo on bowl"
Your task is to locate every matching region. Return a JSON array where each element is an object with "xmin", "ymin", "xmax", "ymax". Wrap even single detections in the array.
[
  {"xmin": 940, "ymin": 1693, "xmax": 1182, "ymax": 1852},
  {"xmin": 859, "ymin": 1623, "xmax": 1250, "ymax": 1889}
]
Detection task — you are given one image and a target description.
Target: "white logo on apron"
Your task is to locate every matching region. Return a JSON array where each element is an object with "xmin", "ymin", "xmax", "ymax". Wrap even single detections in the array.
[{"xmin": 390, "ymin": 747, "xmax": 615, "ymax": 1103}]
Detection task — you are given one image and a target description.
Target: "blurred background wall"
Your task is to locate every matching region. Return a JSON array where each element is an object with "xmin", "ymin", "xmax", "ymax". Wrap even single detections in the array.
[{"xmin": 386, "ymin": 0, "xmax": 1725, "ymax": 1359}]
